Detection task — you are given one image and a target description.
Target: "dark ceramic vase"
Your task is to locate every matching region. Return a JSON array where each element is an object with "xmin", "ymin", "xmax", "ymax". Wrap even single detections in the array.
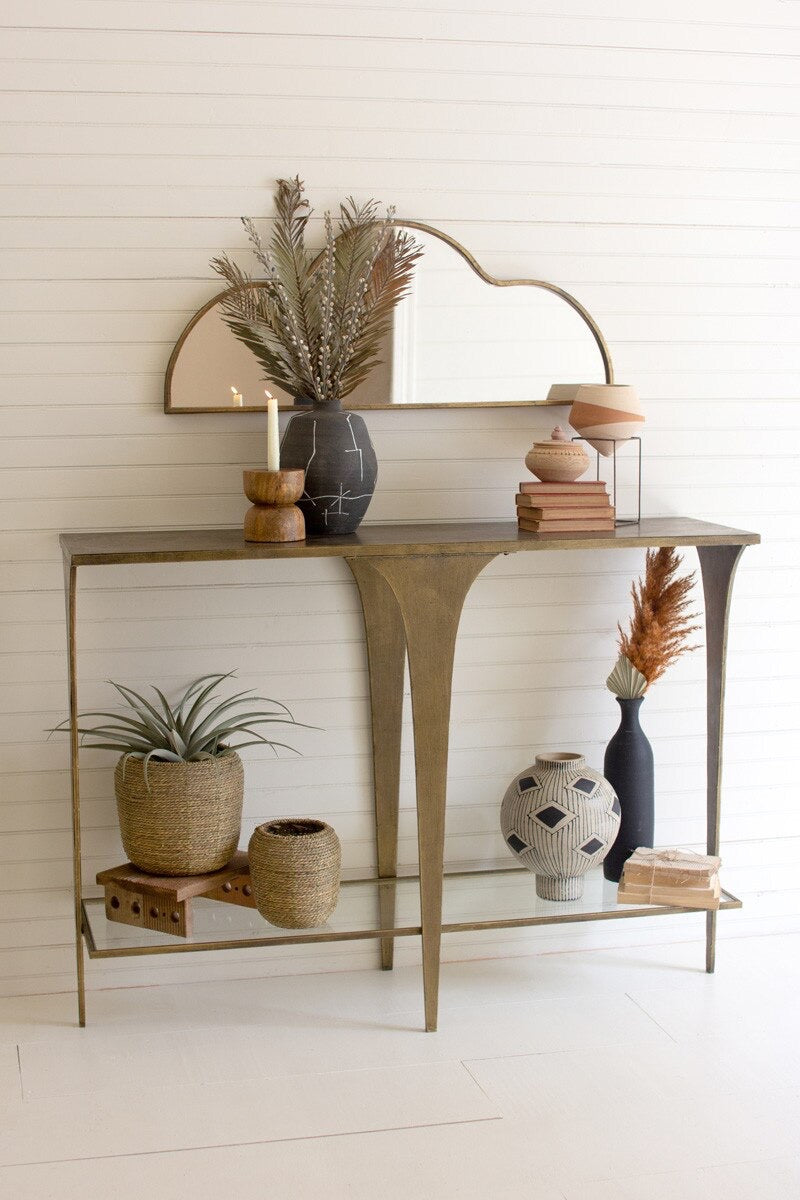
[
  {"xmin": 279, "ymin": 398, "xmax": 378, "ymax": 535},
  {"xmin": 602, "ymin": 697, "xmax": 655, "ymax": 883}
]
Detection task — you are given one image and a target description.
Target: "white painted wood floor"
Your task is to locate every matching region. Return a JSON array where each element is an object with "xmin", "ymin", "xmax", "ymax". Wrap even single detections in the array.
[{"xmin": 0, "ymin": 932, "xmax": 798, "ymax": 1199}]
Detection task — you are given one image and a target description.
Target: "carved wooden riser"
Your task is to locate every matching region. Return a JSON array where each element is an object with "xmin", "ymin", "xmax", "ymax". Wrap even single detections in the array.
[
  {"xmin": 103, "ymin": 882, "xmax": 191, "ymax": 937},
  {"xmin": 97, "ymin": 852, "xmax": 254, "ymax": 939}
]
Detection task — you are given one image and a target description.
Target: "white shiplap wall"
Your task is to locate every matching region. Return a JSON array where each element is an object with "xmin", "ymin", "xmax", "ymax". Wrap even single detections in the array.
[{"xmin": 2, "ymin": 0, "xmax": 799, "ymax": 998}]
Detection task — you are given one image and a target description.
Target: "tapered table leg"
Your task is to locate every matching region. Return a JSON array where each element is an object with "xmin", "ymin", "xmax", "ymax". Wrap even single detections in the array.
[
  {"xmin": 698, "ymin": 544, "xmax": 746, "ymax": 974},
  {"xmin": 347, "ymin": 559, "xmax": 407, "ymax": 970},
  {"xmin": 364, "ymin": 554, "xmax": 494, "ymax": 1031},
  {"xmin": 64, "ymin": 557, "xmax": 86, "ymax": 1027}
]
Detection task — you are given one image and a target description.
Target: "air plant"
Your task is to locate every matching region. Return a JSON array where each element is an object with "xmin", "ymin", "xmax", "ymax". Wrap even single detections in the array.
[
  {"xmin": 607, "ymin": 547, "xmax": 700, "ymax": 698},
  {"xmin": 51, "ymin": 672, "xmax": 307, "ymax": 784},
  {"xmin": 210, "ymin": 176, "xmax": 422, "ymax": 406}
]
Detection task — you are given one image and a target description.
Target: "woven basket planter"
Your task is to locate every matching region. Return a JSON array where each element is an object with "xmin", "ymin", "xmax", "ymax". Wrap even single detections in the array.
[
  {"xmin": 114, "ymin": 751, "xmax": 243, "ymax": 876},
  {"xmin": 249, "ymin": 819, "xmax": 341, "ymax": 928}
]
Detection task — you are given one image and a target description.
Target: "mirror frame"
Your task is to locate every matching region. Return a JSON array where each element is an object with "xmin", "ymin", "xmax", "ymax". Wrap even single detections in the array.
[{"xmin": 164, "ymin": 220, "xmax": 614, "ymax": 414}]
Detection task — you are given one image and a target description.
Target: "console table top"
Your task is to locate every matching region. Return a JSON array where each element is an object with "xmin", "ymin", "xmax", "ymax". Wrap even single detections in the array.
[{"xmin": 60, "ymin": 518, "xmax": 759, "ymax": 568}]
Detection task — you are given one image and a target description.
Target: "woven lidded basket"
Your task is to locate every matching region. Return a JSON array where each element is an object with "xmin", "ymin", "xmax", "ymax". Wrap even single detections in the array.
[
  {"xmin": 114, "ymin": 751, "xmax": 243, "ymax": 876},
  {"xmin": 248, "ymin": 819, "xmax": 341, "ymax": 929}
]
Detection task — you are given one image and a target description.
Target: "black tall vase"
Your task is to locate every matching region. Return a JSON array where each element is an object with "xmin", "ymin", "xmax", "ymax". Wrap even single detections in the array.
[
  {"xmin": 602, "ymin": 697, "xmax": 654, "ymax": 883},
  {"xmin": 279, "ymin": 398, "xmax": 378, "ymax": 536}
]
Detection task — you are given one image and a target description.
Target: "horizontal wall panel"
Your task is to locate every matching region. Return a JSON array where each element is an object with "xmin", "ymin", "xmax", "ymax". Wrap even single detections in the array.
[
  {"xmin": 2, "ymin": 127, "xmax": 799, "ymax": 174},
  {"xmin": 2, "ymin": 185, "xmax": 798, "ymax": 229},
  {"xmin": 9, "ymin": 88, "xmax": 800, "ymax": 144},
  {"xmin": 2, "ymin": 0, "xmax": 799, "ymax": 42}
]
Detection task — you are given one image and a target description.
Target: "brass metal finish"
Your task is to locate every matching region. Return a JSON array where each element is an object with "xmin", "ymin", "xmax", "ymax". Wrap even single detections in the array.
[
  {"xmin": 350, "ymin": 554, "xmax": 492, "ymax": 1030},
  {"xmin": 60, "ymin": 518, "xmax": 759, "ymax": 568},
  {"xmin": 64, "ymin": 557, "xmax": 86, "ymax": 1027},
  {"xmin": 347, "ymin": 561, "xmax": 407, "ymax": 969},
  {"xmin": 163, "ymin": 220, "xmax": 613, "ymax": 414},
  {"xmin": 62, "ymin": 518, "xmax": 757, "ymax": 1028},
  {"xmin": 697, "ymin": 544, "xmax": 746, "ymax": 974},
  {"xmin": 396, "ymin": 220, "xmax": 614, "ymax": 388}
]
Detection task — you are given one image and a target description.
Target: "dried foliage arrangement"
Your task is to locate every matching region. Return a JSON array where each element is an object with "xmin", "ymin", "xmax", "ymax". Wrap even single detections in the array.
[
  {"xmin": 607, "ymin": 547, "xmax": 700, "ymax": 697},
  {"xmin": 210, "ymin": 176, "xmax": 422, "ymax": 406}
]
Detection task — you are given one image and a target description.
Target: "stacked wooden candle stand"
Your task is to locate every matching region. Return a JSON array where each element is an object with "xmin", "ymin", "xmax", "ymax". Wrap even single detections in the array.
[{"xmin": 243, "ymin": 468, "xmax": 305, "ymax": 543}]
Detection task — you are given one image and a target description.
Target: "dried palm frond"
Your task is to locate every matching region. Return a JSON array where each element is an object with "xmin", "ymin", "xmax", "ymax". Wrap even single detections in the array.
[
  {"xmin": 209, "ymin": 255, "xmax": 302, "ymax": 394},
  {"xmin": 211, "ymin": 177, "xmax": 422, "ymax": 405},
  {"xmin": 338, "ymin": 224, "xmax": 421, "ymax": 397},
  {"xmin": 613, "ymin": 547, "xmax": 701, "ymax": 689}
]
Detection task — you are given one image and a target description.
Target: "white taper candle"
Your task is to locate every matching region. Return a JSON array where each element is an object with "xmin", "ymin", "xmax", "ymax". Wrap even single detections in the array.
[{"xmin": 265, "ymin": 390, "xmax": 280, "ymax": 471}]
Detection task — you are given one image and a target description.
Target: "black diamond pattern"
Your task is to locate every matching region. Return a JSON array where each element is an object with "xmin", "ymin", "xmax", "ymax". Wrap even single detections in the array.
[
  {"xmin": 518, "ymin": 775, "xmax": 540, "ymax": 793},
  {"xmin": 534, "ymin": 805, "xmax": 569, "ymax": 830},
  {"xmin": 611, "ymin": 795, "xmax": 621, "ymax": 815},
  {"xmin": 580, "ymin": 837, "xmax": 604, "ymax": 855},
  {"xmin": 506, "ymin": 832, "xmax": 529, "ymax": 854},
  {"xmin": 572, "ymin": 777, "xmax": 597, "ymax": 795}
]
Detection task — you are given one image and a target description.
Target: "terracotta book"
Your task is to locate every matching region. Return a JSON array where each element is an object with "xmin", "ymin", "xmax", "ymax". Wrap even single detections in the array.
[
  {"xmin": 517, "ymin": 516, "xmax": 616, "ymax": 532},
  {"xmin": 517, "ymin": 505, "xmax": 615, "ymax": 521},
  {"xmin": 518, "ymin": 480, "xmax": 607, "ymax": 495},
  {"xmin": 516, "ymin": 491, "xmax": 610, "ymax": 509}
]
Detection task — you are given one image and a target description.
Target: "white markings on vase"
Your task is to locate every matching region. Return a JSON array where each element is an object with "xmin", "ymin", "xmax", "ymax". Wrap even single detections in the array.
[
  {"xmin": 302, "ymin": 419, "xmax": 318, "ymax": 507},
  {"xmin": 344, "ymin": 413, "xmax": 364, "ymax": 483}
]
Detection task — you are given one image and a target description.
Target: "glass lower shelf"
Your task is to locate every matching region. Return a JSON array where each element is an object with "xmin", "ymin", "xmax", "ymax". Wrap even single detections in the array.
[{"xmin": 81, "ymin": 866, "xmax": 741, "ymax": 959}]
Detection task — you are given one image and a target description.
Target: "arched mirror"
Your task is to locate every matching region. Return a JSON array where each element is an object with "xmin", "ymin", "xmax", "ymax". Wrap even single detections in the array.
[{"xmin": 165, "ymin": 221, "xmax": 612, "ymax": 413}]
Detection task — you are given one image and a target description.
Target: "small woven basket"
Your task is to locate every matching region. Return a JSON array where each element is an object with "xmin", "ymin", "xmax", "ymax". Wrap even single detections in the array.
[
  {"xmin": 249, "ymin": 819, "xmax": 341, "ymax": 929},
  {"xmin": 114, "ymin": 751, "xmax": 243, "ymax": 876}
]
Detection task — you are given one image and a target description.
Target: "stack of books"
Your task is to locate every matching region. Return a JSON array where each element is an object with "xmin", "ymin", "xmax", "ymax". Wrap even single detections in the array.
[
  {"xmin": 618, "ymin": 847, "xmax": 722, "ymax": 911},
  {"xmin": 516, "ymin": 480, "xmax": 615, "ymax": 533}
]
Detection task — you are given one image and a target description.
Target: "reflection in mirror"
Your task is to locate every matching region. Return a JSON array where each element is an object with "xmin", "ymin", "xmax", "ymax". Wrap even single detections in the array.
[
  {"xmin": 166, "ymin": 294, "xmax": 391, "ymax": 412},
  {"xmin": 391, "ymin": 230, "xmax": 606, "ymax": 405},
  {"xmin": 165, "ymin": 224, "xmax": 609, "ymax": 412}
]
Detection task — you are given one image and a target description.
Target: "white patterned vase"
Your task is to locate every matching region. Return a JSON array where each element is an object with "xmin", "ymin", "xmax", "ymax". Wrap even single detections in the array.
[{"xmin": 500, "ymin": 752, "xmax": 621, "ymax": 900}]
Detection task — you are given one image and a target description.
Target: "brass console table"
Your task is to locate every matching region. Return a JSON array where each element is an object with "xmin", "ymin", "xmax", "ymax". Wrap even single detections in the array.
[{"xmin": 60, "ymin": 518, "xmax": 759, "ymax": 1030}]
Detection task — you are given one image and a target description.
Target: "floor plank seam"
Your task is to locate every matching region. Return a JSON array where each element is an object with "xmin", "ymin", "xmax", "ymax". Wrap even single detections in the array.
[
  {"xmin": 459, "ymin": 1058, "xmax": 498, "ymax": 1106},
  {"xmin": 623, "ymin": 991, "xmax": 680, "ymax": 1043},
  {"xmin": 0, "ymin": 1116, "xmax": 504, "ymax": 1171}
]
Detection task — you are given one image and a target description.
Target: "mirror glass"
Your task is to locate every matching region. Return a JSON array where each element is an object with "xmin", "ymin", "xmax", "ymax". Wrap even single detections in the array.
[{"xmin": 165, "ymin": 226, "xmax": 607, "ymax": 412}]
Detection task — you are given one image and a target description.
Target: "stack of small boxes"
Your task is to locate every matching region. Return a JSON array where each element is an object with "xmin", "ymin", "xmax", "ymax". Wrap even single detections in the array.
[
  {"xmin": 618, "ymin": 848, "xmax": 721, "ymax": 910},
  {"xmin": 516, "ymin": 480, "xmax": 615, "ymax": 533}
]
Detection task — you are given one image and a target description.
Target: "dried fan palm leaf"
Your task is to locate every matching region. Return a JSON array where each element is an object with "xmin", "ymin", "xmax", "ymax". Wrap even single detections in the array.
[{"xmin": 606, "ymin": 654, "xmax": 648, "ymax": 699}]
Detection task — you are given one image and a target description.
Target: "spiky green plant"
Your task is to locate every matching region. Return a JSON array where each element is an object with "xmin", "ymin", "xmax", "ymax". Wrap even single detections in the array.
[
  {"xmin": 210, "ymin": 176, "xmax": 422, "ymax": 405},
  {"xmin": 51, "ymin": 672, "xmax": 306, "ymax": 784}
]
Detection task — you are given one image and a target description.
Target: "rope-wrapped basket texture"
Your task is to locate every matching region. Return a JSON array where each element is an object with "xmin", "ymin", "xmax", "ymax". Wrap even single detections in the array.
[
  {"xmin": 114, "ymin": 751, "xmax": 243, "ymax": 876},
  {"xmin": 249, "ymin": 818, "xmax": 341, "ymax": 928}
]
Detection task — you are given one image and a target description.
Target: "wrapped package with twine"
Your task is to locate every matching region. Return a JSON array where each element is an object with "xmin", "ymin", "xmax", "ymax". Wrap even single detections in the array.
[{"xmin": 618, "ymin": 847, "xmax": 721, "ymax": 910}]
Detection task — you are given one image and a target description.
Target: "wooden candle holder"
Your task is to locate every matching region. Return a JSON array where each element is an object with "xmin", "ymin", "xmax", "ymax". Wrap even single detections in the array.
[{"xmin": 243, "ymin": 468, "xmax": 305, "ymax": 542}]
